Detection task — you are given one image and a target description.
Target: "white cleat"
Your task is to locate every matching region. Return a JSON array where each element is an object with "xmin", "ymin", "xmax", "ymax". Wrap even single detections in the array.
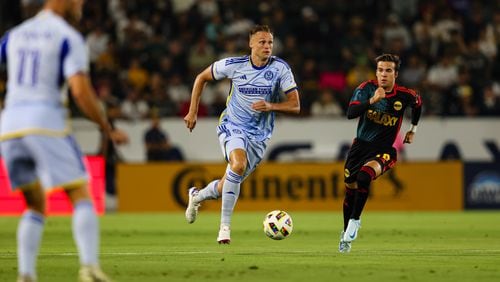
[
  {"xmin": 343, "ymin": 219, "xmax": 361, "ymax": 243},
  {"xmin": 79, "ymin": 265, "xmax": 111, "ymax": 282},
  {"xmin": 185, "ymin": 187, "xmax": 200, "ymax": 224},
  {"xmin": 338, "ymin": 231, "xmax": 351, "ymax": 253},
  {"xmin": 217, "ymin": 225, "xmax": 231, "ymax": 244}
]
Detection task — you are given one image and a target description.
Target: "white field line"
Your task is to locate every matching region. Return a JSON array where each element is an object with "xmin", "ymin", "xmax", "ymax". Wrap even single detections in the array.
[{"xmin": 0, "ymin": 249, "xmax": 499, "ymax": 258}]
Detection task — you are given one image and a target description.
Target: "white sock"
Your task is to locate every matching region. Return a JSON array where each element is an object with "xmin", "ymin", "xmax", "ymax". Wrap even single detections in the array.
[
  {"xmin": 72, "ymin": 200, "xmax": 99, "ymax": 266},
  {"xmin": 17, "ymin": 210, "xmax": 45, "ymax": 278},
  {"xmin": 221, "ymin": 168, "xmax": 242, "ymax": 226},
  {"xmin": 194, "ymin": 180, "xmax": 220, "ymax": 202}
]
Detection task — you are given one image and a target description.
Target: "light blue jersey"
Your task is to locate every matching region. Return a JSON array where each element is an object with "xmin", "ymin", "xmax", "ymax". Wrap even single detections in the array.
[
  {"xmin": 0, "ymin": 10, "xmax": 88, "ymax": 140},
  {"xmin": 212, "ymin": 55, "xmax": 297, "ymax": 142},
  {"xmin": 0, "ymin": 10, "xmax": 88, "ymax": 189}
]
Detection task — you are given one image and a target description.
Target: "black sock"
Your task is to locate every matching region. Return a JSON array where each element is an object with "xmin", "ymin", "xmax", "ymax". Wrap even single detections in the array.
[
  {"xmin": 343, "ymin": 186, "xmax": 356, "ymax": 231},
  {"xmin": 351, "ymin": 167, "xmax": 375, "ymax": 220}
]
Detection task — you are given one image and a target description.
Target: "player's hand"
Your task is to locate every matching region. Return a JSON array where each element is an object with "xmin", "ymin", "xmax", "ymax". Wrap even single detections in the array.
[
  {"xmin": 403, "ymin": 131, "xmax": 415, "ymax": 144},
  {"xmin": 109, "ymin": 129, "xmax": 129, "ymax": 145},
  {"xmin": 184, "ymin": 112, "xmax": 197, "ymax": 132},
  {"xmin": 252, "ymin": 100, "xmax": 273, "ymax": 112},
  {"xmin": 370, "ymin": 87, "xmax": 386, "ymax": 104}
]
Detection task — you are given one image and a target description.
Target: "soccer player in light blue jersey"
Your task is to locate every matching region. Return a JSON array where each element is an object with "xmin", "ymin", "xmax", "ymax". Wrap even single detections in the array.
[
  {"xmin": 184, "ymin": 25, "xmax": 300, "ymax": 244},
  {"xmin": 0, "ymin": 0, "xmax": 127, "ymax": 281}
]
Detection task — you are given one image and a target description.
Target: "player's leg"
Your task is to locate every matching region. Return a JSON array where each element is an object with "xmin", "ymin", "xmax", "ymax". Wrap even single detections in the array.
[
  {"xmin": 17, "ymin": 183, "xmax": 46, "ymax": 282},
  {"xmin": 27, "ymin": 135, "xmax": 110, "ymax": 281},
  {"xmin": 185, "ymin": 178, "xmax": 223, "ymax": 223},
  {"xmin": 349, "ymin": 160, "xmax": 380, "ymax": 221},
  {"xmin": 1, "ymin": 138, "xmax": 45, "ymax": 281},
  {"xmin": 340, "ymin": 180, "xmax": 357, "ymax": 253},
  {"xmin": 217, "ymin": 137, "xmax": 265, "ymax": 244},
  {"xmin": 65, "ymin": 185, "xmax": 110, "ymax": 282},
  {"xmin": 218, "ymin": 148, "xmax": 246, "ymax": 244},
  {"xmin": 342, "ymin": 182, "xmax": 357, "ymax": 231},
  {"xmin": 341, "ymin": 141, "xmax": 362, "ymax": 232},
  {"xmin": 343, "ymin": 160, "xmax": 380, "ymax": 243},
  {"xmin": 194, "ymin": 179, "xmax": 222, "ymax": 202}
]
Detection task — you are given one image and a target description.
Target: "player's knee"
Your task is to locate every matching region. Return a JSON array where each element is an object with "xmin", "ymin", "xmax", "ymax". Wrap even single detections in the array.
[
  {"xmin": 357, "ymin": 166, "xmax": 375, "ymax": 188},
  {"xmin": 345, "ymin": 182, "xmax": 357, "ymax": 189},
  {"xmin": 22, "ymin": 185, "xmax": 46, "ymax": 214},
  {"xmin": 65, "ymin": 185, "xmax": 91, "ymax": 204},
  {"xmin": 229, "ymin": 161, "xmax": 246, "ymax": 176},
  {"xmin": 24, "ymin": 196, "xmax": 46, "ymax": 214}
]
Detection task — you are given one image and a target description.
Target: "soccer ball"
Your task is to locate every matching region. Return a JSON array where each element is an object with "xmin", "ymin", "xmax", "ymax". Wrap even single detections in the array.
[{"xmin": 263, "ymin": 210, "xmax": 293, "ymax": 240}]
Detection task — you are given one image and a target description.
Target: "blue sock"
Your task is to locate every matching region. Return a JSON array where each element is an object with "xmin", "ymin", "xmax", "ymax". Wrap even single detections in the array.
[
  {"xmin": 72, "ymin": 200, "xmax": 99, "ymax": 266},
  {"xmin": 195, "ymin": 180, "xmax": 220, "ymax": 202},
  {"xmin": 17, "ymin": 210, "xmax": 45, "ymax": 278},
  {"xmin": 221, "ymin": 168, "xmax": 243, "ymax": 226}
]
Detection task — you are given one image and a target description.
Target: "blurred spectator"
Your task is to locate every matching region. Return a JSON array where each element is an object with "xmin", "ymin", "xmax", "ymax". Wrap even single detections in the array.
[
  {"xmin": 196, "ymin": 0, "xmax": 220, "ymax": 20},
  {"xmin": 310, "ymin": 89, "xmax": 343, "ymax": 117},
  {"xmin": 86, "ymin": 26, "xmax": 109, "ymax": 64},
  {"xmin": 148, "ymin": 87, "xmax": 178, "ymax": 117},
  {"xmin": 144, "ymin": 114, "xmax": 184, "ymax": 161},
  {"xmin": 120, "ymin": 88, "xmax": 150, "ymax": 121},
  {"xmin": 479, "ymin": 83, "xmax": 500, "ymax": 116},
  {"xmin": 461, "ymin": 39, "xmax": 491, "ymax": 87},
  {"xmin": 298, "ymin": 58, "xmax": 320, "ymax": 115},
  {"xmin": 400, "ymin": 54, "xmax": 427, "ymax": 88},
  {"xmin": 346, "ymin": 56, "xmax": 376, "ymax": 90},
  {"xmin": 426, "ymin": 55, "xmax": 458, "ymax": 115},
  {"xmin": 447, "ymin": 69, "xmax": 479, "ymax": 116},
  {"xmin": 168, "ymin": 74, "xmax": 191, "ymax": 105},
  {"xmin": 188, "ymin": 35, "xmax": 217, "ymax": 75},
  {"xmin": 383, "ymin": 14, "xmax": 412, "ymax": 50},
  {"xmin": 2, "ymin": 0, "xmax": 500, "ymax": 118},
  {"xmin": 127, "ymin": 58, "xmax": 149, "ymax": 91},
  {"xmin": 412, "ymin": 10, "xmax": 439, "ymax": 54},
  {"xmin": 341, "ymin": 16, "xmax": 369, "ymax": 71}
]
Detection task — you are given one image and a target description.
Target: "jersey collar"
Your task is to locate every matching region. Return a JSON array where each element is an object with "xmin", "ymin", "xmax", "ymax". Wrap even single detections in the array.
[{"xmin": 250, "ymin": 56, "xmax": 271, "ymax": 70}]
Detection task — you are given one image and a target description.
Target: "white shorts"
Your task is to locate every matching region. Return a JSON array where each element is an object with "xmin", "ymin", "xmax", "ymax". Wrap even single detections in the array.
[
  {"xmin": 1, "ymin": 135, "xmax": 88, "ymax": 190},
  {"xmin": 217, "ymin": 122, "xmax": 267, "ymax": 179}
]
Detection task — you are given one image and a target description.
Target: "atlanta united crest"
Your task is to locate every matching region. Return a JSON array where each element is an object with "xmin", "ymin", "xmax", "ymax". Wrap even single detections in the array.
[{"xmin": 264, "ymin": 71, "xmax": 274, "ymax": 80}]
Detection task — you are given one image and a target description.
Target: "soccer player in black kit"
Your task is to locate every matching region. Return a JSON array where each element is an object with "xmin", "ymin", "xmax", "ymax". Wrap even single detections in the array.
[{"xmin": 339, "ymin": 54, "xmax": 422, "ymax": 253}]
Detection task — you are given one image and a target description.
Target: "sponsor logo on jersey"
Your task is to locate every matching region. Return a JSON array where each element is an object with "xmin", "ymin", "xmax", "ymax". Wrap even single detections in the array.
[
  {"xmin": 393, "ymin": 101, "xmax": 402, "ymax": 111},
  {"xmin": 238, "ymin": 86, "xmax": 272, "ymax": 95},
  {"xmin": 366, "ymin": 109, "xmax": 398, "ymax": 126}
]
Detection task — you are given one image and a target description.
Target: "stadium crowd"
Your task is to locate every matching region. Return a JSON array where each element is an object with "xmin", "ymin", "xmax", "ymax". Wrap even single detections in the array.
[{"xmin": 1, "ymin": 0, "xmax": 500, "ymax": 118}]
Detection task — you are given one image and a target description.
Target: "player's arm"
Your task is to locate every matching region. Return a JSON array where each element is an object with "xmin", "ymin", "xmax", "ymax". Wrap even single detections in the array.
[
  {"xmin": 184, "ymin": 65, "xmax": 214, "ymax": 132},
  {"xmin": 347, "ymin": 87, "xmax": 385, "ymax": 119},
  {"xmin": 403, "ymin": 93, "xmax": 423, "ymax": 144},
  {"xmin": 68, "ymin": 73, "xmax": 128, "ymax": 144},
  {"xmin": 251, "ymin": 89, "xmax": 300, "ymax": 114}
]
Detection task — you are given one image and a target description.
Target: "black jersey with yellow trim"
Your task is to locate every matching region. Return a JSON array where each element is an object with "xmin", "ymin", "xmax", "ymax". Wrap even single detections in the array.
[{"xmin": 348, "ymin": 80, "xmax": 422, "ymax": 148}]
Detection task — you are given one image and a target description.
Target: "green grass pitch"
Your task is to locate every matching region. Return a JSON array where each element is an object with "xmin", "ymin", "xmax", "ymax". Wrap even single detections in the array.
[{"xmin": 1, "ymin": 211, "xmax": 499, "ymax": 282}]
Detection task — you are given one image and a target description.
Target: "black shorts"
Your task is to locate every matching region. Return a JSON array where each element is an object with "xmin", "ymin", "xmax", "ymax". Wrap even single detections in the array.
[{"xmin": 344, "ymin": 138, "xmax": 397, "ymax": 183}]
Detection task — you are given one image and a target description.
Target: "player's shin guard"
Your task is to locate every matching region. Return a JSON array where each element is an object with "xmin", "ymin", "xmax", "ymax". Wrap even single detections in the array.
[
  {"xmin": 72, "ymin": 200, "xmax": 99, "ymax": 266},
  {"xmin": 343, "ymin": 187, "xmax": 356, "ymax": 231},
  {"xmin": 351, "ymin": 166, "xmax": 375, "ymax": 219},
  {"xmin": 221, "ymin": 168, "xmax": 243, "ymax": 226},
  {"xmin": 17, "ymin": 210, "xmax": 45, "ymax": 278}
]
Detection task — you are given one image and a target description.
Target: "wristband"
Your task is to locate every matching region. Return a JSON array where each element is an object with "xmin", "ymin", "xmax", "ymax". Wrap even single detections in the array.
[{"xmin": 410, "ymin": 124, "xmax": 417, "ymax": 133}]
